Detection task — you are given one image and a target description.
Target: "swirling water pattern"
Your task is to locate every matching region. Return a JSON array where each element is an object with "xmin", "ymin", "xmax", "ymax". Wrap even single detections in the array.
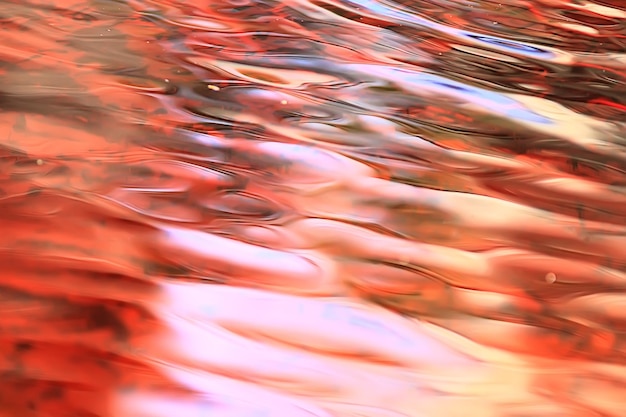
[{"xmin": 0, "ymin": 0, "xmax": 625, "ymax": 416}]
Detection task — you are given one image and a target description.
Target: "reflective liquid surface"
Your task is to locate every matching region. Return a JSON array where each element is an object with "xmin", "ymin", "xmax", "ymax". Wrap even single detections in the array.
[{"xmin": 1, "ymin": 0, "xmax": 626, "ymax": 416}]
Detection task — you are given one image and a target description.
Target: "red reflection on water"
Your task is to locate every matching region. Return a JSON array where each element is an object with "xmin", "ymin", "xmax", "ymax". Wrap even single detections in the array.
[{"xmin": 1, "ymin": 0, "xmax": 626, "ymax": 416}]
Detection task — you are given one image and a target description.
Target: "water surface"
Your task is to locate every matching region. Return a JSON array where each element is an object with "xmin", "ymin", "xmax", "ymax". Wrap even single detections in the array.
[{"xmin": 1, "ymin": 0, "xmax": 626, "ymax": 416}]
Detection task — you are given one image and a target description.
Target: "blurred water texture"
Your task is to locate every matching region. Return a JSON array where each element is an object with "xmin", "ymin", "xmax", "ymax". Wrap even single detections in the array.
[{"xmin": 0, "ymin": 0, "xmax": 626, "ymax": 416}]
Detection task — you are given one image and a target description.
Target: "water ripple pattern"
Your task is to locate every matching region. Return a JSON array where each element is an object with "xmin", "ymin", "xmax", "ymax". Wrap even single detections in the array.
[{"xmin": 0, "ymin": 0, "xmax": 625, "ymax": 416}]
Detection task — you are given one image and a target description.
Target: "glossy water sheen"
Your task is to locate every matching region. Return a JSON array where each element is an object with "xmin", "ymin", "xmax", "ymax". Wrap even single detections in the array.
[{"xmin": 1, "ymin": 0, "xmax": 625, "ymax": 416}]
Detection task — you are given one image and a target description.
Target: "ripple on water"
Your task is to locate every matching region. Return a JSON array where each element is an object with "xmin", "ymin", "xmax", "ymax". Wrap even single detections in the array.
[{"xmin": 0, "ymin": 0, "xmax": 625, "ymax": 416}]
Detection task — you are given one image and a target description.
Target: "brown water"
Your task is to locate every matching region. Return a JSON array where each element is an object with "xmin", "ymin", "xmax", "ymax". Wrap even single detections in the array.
[{"xmin": 1, "ymin": 0, "xmax": 626, "ymax": 416}]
